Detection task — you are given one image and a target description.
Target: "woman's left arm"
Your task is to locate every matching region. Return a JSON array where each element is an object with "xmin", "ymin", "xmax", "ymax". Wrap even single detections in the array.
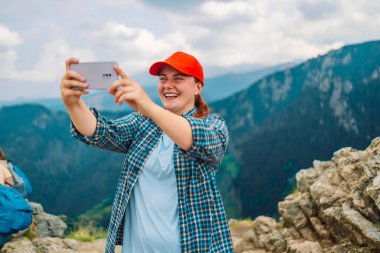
[
  {"xmin": 109, "ymin": 66, "xmax": 228, "ymax": 166},
  {"xmin": 109, "ymin": 66, "xmax": 194, "ymax": 151},
  {"xmin": 147, "ymin": 107, "xmax": 194, "ymax": 150},
  {"xmin": 148, "ymin": 107, "xmax": 229, "ymax": 167}
]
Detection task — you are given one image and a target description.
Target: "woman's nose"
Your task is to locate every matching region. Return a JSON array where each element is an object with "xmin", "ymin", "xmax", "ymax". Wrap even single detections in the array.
[{"xmin": 162, "ymin": 79, "xmax": 175, "ymax": 88}]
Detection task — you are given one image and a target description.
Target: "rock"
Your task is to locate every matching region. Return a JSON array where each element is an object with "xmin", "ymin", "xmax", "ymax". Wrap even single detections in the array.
[
  {"xmin": 329, "ymin": 240, "xmax": 376, "ymax": 253},
  {"xmin": 33, "ymin": 237, "xmax": 75, "ymax": 253},
  {"xmin": 234, "ymin": 229, "xmax": 260, "ymax": 253},
  {"xmin": 296, "ymin": 168, "xmax": 318, "ymax": 193},
  {"xmin": 287, "ymin": 240, "xmax": 322, "ymax": 253},
  {"xmin": 1, "ymin": 237, "xmax": 37, "ymax": 253},
  {"xmin": 232, "ymin": 137, "xmax": 380, "ymax": 252},
  {"xmin": 261, "ymin": 231, "xmax": 286, "ymax": 253},
  {"xmin": 29, "ymin": 202, "xmax": 67, "ymax": 238},
  {"xmin": 1, "ymin": 201, "xmax": 73, "ymax": 253},
  {"xmin": 278, "ymin": 194, "xmax": 307, "ymax": 229},
  {"xmin": 308, "ymin": 217, "xmax": 329, "ymax": 239},
  {"xmin": 63, "ymin": 239, "xmax": 79, "ymax": 250},
  {"xmin": 309, "ymin": 168, "xmax": 349, "ymax": 210},
  {"xmin": 253, "ymin": 216, "xmax": 277, "ymax": 234},
  {"xmin": 33, "ymin": 212, "xmax": 67, "ymax": 238},
  {"xmin": 366, "ymin": 173, "xmax": 380, "ymax": 210},
  {"xmin": 341, "ymin": 203, "xmax": 380, "ymax": 248}
]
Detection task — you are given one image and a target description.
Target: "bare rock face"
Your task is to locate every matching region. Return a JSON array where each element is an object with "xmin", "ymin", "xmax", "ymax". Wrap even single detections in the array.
[
  {"xmin": 1, "ymin": 237, "xmax": 37, "ymax": 253},
  {"xmin": 30, "ymin": 202, "xmax": 68, "ymax": 238},
  {"xmin": 1, "ymin": 202, "xmax": 74, "ymax": 253},
  {"xmin": 233, "ymin": 137, "xmax": 380, "ymax": 252}
]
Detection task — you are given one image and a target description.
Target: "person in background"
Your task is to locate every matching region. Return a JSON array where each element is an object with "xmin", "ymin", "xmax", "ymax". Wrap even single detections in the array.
[
  {"xmin": 0, "ymin": 148, "xmax": 33, "ymax": 247},
  {"xmin": 0, "ymin": 149, "xmax": 14, "ymax": 187},
  {"xmin": 61, "ymin": 51, "xmax": 233, "ymax": 252}
]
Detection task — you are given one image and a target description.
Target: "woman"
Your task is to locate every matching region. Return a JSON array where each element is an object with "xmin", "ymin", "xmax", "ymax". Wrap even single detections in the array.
[{"xmin": 61, "ymin": 51, "xmax": 234, "ymax": 252}]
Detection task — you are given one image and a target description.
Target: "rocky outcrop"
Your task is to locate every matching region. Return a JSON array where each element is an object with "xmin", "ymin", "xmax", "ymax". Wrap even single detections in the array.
[
  {"xmin": 1, "ymin": 202, "xmax": 76, "ymax": 253},
  {"xmin": 233, "ymin": 137, "xmax": 380, "ymax": 252},
  {"xmin": 0, "ymin": 202, "xmax": 120, "ymax": 253}
]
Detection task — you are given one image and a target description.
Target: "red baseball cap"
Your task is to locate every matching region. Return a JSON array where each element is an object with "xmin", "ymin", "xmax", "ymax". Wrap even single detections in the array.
[{"xmin": 149, "ymin": 51, "xmax": 204, "ymax": 85}]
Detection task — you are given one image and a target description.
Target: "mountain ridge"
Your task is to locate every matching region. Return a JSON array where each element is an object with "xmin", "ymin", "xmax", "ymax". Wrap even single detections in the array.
[{"xmin": 210, "ymin": 39, "xmax": 380, "ymax": 218}]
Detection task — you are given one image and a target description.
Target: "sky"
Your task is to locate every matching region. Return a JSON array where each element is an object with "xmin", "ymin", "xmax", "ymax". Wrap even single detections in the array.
[{"xmin": 0, "ymin": 0, "xmax": 379, "ymax": 102}]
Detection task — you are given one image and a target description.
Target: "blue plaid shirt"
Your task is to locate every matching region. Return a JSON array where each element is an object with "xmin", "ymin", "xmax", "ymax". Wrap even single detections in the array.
[{"xmin": 71, "ymin": 107, "xmax": 234, "ymax": 252}]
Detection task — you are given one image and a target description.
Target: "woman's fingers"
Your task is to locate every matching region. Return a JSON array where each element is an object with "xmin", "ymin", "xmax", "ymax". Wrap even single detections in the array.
[
  {"xmin": 61, "ymin": 58, "xmax": 90, "ymax": 107},
  {"xmin": 63, "ymin": 70, "xmax": 85, "ymax": 82},
  {"xmin": 108, "ymin": 78, "xmax": 134, "ymax": 95},
  {"xmin": 65, "ymin": 58, "xmax": 79, "ymax": 71},
  {"xmin": 113, "ymin": 86, "xmax": 133, "ymax": 104},
  {"xmin": 113, "ymin": 65, "xmax": 129, "ymax": 79},
  {"xmin": 109, "ymin": 66, "xmax": 132, "ymax": 94},
  {"xmin": 62, "ymin": 79, "xmax": 88, "ymax": 90},
  {"xmin": 108, "ymin": 79, "xmax": 125, "ymax": 95},
  {"xmin": 61, "ymin": 88, "xmax": 89, "ymax": 98},
  {"xmin": 116, "ymin": 92, "xmax": 134, "ymax": 106}
]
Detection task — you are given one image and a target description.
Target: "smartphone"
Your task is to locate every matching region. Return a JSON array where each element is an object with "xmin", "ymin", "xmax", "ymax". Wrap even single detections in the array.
[{"xmin": 71, "ymin": 61, "xmax": 119, "ymax": 90}]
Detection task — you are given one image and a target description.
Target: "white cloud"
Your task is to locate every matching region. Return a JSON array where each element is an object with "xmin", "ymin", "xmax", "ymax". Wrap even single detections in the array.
[
  {"xmin": 0, "ymin": 25, "xmax": 22, "ymax": 47},
  {"xmin": 200, "ymin": 1, "xmax": 250, "ymax": 20},
  {"xmin": 88, "ymin": 22, "xmax": 194, "ymax": 74},
  {"xmin": 1, "ymin": 0, "xmax": 379, "ymax": 101},
  {"xmin": 175, "ymin": 0, "xmax": 380, "ymax": 67},
  {"xmin": 0, "ymin": 39, "xmax": 95, "ymax": 82}
]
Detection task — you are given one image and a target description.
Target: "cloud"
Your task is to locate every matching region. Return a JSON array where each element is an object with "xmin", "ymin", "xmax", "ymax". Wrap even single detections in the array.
[
  {"xmin": 88, "ymin": 21, "xmax": 195, "ymax": 74},
  {"xmin": 169, "ymin": 0, "xmax": 380, "ymax": 67},
  {"xmin": 0, "ymin": 25, "xmax": 22, "ymax": 47},
  {"xmin": 139, "ymin": 0, "xmax": 204, "ymax": 9},
  {"xmin": 1, "ymin": 0, "xmax": 380, "ymax": 101},
  {"xmin": 0, "ymin": 39, "xmax": 95, "ymax": 82},
  {"xmin": 296, "ymin": 0, "xmax": 340, "ymax": 20},
  {"xmin": 200, "ymin": 1, "xmax": 251, "ymax": 20}
]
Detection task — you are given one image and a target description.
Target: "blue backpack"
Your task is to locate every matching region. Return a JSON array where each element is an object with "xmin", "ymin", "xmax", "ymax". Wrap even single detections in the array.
[
  {"xmin": 0, "ymin": 184, "xmax": 33, "ymax": 246},
  {"xmin": 7, "ymin": 161, "xmax": 32, "ymax": 198},
  {"xmin": 0, "ymin": 162, "xmax": 33, "ymax": 246}
]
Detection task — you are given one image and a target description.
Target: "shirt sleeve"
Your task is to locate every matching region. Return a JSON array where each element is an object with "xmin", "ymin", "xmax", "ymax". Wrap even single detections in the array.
[
  {"xmin": 71, "ymin": 108, "xmax": 140, "ymax": 153},
  {"xmin": 180, "ymin": 113, "xmax": 229, "ymax": 169}
]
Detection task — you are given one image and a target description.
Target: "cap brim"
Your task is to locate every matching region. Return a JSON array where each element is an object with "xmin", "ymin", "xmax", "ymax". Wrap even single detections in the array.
[
  {"xmin": 149, "ymin": 60, "xmax": 204, "ymax": 85},
  {"xmin": 149, "ymin": 61, "xmax": 168, "ymax": 76}
]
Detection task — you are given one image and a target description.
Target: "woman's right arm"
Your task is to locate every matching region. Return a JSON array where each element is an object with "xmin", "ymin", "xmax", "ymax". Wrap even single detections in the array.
[
  {"xmin": 61, "ymin": 58, "xmax": 140, "ymax": 153},
  {"xmin": 61, "ymin": 58, "xmax": 96, "ymax": 136}
]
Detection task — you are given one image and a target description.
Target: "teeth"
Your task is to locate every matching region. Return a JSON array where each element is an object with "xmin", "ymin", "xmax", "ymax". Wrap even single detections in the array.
[{"xmin": 165, "ymin": 94, "xmax": 179, "ymax": 97}]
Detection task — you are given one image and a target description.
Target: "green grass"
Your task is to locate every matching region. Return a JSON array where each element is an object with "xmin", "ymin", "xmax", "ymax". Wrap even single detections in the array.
[{"xmin": 66, "ymin": 222, "xmax": 107, "ymax": 242}]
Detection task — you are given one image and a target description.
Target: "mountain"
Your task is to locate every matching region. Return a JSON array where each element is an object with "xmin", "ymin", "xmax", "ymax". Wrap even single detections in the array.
[
  {"xmin": 0, "ymin": 62, "xmax": 293, "ymax": 112},
  {"xmin": 202, "ymin": 62, "xmax": 296, "ymax": 102},
  {"xmin": 0, "ymin": 104, "xmax": 127, "ymax": 216},
  {"xmin": 211, "ymin": 40, "xmax": 380, "ymax": 218}
]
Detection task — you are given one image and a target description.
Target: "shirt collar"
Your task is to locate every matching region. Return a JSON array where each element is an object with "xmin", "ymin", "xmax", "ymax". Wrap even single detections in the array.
[{"xmin": 182, "ymin": 107, "xmax": 197, "ymax": 117}]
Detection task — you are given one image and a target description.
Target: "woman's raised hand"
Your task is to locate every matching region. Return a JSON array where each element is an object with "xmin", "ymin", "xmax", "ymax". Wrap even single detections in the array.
[
  {"xmin": 60, "ymin": 58, "xmax": 89, "ymax": 107},
  {"xmin": 109, "ymin": 65, "xmax": 158, "ymax": 116}
]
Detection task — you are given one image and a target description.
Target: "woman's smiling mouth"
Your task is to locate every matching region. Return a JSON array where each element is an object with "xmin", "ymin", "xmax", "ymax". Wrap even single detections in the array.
[{"xmin": 164, "ymin": 93, "xmax": 179, "ymax": 99}]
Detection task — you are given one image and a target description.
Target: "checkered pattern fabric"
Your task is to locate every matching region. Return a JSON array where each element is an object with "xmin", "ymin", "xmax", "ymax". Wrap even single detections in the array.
[{"xmin": 71, "ymin": 107, "xmax": 234, "ymax": 253}]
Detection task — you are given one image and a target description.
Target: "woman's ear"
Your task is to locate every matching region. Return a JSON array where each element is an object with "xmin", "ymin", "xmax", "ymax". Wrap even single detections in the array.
[{"xmin": 194, "ymin": 81, "xmax": 202, "ymax": 96}]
